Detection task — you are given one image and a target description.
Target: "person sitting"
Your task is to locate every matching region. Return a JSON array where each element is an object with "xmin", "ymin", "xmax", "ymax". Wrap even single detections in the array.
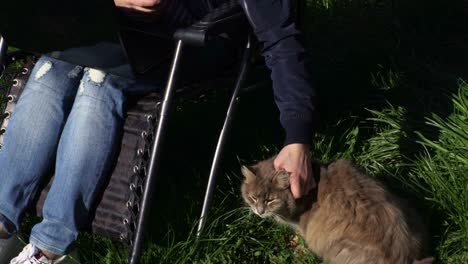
[{"xmin": 0, "ymin": 0, "xmax": 317, "ymax": 263}]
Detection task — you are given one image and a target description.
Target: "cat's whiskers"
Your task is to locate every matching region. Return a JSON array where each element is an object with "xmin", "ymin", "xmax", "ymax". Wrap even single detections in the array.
[
  {"xmin": 271, "ymin": 212, "xmax": 288, "ymax": 222},
  {"xmin": 259, "ymin": 211, "xmax": 273, "ymax": 218},
  {"xmin": 239, "ymin": 206, "xmax": 252, "ymax": 212}
]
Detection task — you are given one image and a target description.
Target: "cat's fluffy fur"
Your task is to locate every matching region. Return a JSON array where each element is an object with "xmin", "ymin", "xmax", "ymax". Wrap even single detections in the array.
[{"xmin": 241, "ymin": 157, "xmax": 433, "ymax": 264}]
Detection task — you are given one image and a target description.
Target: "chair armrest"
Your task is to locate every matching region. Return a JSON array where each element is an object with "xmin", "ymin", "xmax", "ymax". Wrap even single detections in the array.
[{"xmin": 174, "ymin": 0, "xmax": 248, "ymax": 46}]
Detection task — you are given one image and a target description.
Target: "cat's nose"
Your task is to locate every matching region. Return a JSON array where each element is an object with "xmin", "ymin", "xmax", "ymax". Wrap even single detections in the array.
[{"xmin": 256, "ymin": 206, "xmax": 265, "ymax": 215}]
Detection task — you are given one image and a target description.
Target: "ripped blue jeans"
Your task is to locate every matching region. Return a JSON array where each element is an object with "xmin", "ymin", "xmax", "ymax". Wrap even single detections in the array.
[{"xmin": 0, "ymin": 56, "xmax": 159, "ymax": 255}]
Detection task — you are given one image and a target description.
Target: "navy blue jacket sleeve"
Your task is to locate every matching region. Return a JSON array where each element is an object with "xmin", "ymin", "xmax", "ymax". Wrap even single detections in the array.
[{"xmin": 240, "ymin": 0, "xmax": 317, "ymax": 146}]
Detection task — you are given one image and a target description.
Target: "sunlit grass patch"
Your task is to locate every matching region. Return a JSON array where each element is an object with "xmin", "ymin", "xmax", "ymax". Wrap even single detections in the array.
[{"xmin": 409, "ymin": 83, "xmax": 468, "ymax": 263}]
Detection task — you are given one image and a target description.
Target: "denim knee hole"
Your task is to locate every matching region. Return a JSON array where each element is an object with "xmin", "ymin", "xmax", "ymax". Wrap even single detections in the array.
[
  {"xmin": 87, "ymin": 69, "xmax": 107, "ymax": 86},
  {"xmin": 67, "ymin": 66, "xmax": 83, "ymax": 79},
  {"xmin": 34, "ymin": 61, "xmax": 53, "ymax": 81}
]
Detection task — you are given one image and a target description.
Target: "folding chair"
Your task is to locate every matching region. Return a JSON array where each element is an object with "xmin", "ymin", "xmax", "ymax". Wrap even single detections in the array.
[{"xmin": 0, "ymin": 1, "xmax": 305, "ymax": 263}]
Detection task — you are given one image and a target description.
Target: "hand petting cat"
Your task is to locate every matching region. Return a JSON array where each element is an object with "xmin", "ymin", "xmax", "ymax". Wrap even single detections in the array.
[{"xmin": 274, "ymin": 143, "xmax": 316, "ymax": 199}]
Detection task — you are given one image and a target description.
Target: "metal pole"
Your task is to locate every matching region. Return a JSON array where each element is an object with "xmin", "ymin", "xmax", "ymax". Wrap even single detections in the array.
[
  {"xmin": 0, "ymin": 36, "xmax": 8, "ymax": 78},
  {"xmin": 196, "ymin": 35, "xmax": 252, "ymax": 239},
  {"xmin": 129, "ymin": 40, "xmax": 184, "ymax": 264}
]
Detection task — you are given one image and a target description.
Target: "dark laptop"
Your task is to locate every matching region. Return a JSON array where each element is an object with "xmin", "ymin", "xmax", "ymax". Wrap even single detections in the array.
[
  {"xmin": 0, "ymin": 0, "xmax": 238, "ymax": 83},
  {"xmin": 0, "ymin": 0, "xmax": 177, "ymax": 79}
]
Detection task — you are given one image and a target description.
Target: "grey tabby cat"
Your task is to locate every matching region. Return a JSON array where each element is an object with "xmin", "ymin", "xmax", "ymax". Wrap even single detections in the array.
[{"xmin": 241, "ymin": 157, "xmax": 433, "ymax": 264}]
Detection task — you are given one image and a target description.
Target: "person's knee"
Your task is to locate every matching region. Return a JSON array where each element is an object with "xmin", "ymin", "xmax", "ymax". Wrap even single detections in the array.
[
  {"xmin": 75, "ymin": 68, "xmax": 128, "ymax": 119},
  {"xmin": 27, "ymin": 57, "xmax": 83, "ymax": 97}
]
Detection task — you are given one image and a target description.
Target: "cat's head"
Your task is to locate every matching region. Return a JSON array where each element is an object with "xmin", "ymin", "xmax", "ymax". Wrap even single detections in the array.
[{"xmin": 240, "ymin": 162, "xmax": 296, "ymax": 219}]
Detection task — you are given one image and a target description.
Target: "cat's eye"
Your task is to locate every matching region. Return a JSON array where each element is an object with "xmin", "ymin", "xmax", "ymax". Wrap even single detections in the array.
[
  {"xmin": 267, "ymin": 199, "xmax": 277, "ymax": 205},
  {"xmin": 249, "ymin": 195, "xmax": 257, "ymax": 203}
]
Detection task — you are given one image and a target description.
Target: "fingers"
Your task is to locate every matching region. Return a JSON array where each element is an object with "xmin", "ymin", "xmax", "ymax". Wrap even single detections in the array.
[
  {"xmin": 301, "ymin": 173, "xmax": 309, "ymax": 196},
  {"xmin": 275, "ymin": 143, "xmax": 314, "ymax": 198},
  {"xmin": 298, "ymin": 166, "xmax": 315, "ymax": 197},
  {"xmin": 115, "ymin": 0, "xmax": 164, "ymax": 18},
  {"xmin": 273, "ymin": 156, "xmax": 282, "ymax": 171},
  {"xmin": 129, "ymin": 5, "xmax": 159, "ymax": 13},
  {"xmin": 309, "ymin": 170, "xmax": 317, "ymax": 190},
  {"xmin": 304, "ymin": 167, "xmax": 313, "ymax": 193},
  {"xmin": 289, "ymin": 172, "xmax": 301, "ymax": 199},
  {"xmin": 126, "ymin": 0, "xmax": 162, "ymax": 8}
]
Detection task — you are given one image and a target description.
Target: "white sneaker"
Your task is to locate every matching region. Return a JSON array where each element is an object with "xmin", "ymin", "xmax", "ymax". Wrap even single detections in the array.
[{"xmin": 10, "ymin": 244, "xmax": 66, "ymax": 264}]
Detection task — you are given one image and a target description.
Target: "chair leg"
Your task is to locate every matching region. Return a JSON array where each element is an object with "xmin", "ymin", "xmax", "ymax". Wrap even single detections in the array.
[
  {"xmin": 0, "ymin": 36, "xmax": 8, "ymax": 78},
  {"xmin": 129, "ymin": 40, "xmax": 185, "ymax": 264},
  {"xmin": 196, "ymin": 35, "xmax": 253, "ymax": 239}
]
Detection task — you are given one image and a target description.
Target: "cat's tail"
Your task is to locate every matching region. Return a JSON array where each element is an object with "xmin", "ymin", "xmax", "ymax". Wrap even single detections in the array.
[{"xmin": 413, "ymin": 257, "xmax": 434, "ymax": 264}]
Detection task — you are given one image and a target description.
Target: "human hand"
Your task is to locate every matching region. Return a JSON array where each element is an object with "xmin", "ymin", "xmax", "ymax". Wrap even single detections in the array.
[
  {"xmin": 274, "ymin": 143, "xmax": 315, "ymax": 199},
  {"xmin": 114, "ymin": 0, "xmax": 167, "ymax": 21}
]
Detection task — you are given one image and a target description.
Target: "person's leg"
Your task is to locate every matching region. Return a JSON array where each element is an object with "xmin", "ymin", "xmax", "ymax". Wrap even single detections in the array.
[
  {"xmin": 0, "ymin": 57, "xmax": 83, "ymax": 236},
  {"xmin": 29, "ymin": 68, "xmax": 136, "ymax": 256}
]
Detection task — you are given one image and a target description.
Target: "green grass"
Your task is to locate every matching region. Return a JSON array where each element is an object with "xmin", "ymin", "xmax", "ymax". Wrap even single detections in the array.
[
  {"xmin": 70, "ymin": 82, "xmax": 467, "ymax": 264},
  {"xmin": 410, "ymin": 85, "xmax": 468, "ymax": 263},
  {"xmin": 2, "ymin": 0, "xmax": 467, "ymax": 263}
]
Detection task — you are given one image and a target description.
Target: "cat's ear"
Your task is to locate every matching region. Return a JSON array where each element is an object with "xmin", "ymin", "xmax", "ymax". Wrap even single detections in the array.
[
  {"xmin": 241, "ymin": 165, "xmax": 256, "ymax": 183},
  {"xmin": 274, "ymin": 171, "xmax": 290, "ymax": 189}
]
